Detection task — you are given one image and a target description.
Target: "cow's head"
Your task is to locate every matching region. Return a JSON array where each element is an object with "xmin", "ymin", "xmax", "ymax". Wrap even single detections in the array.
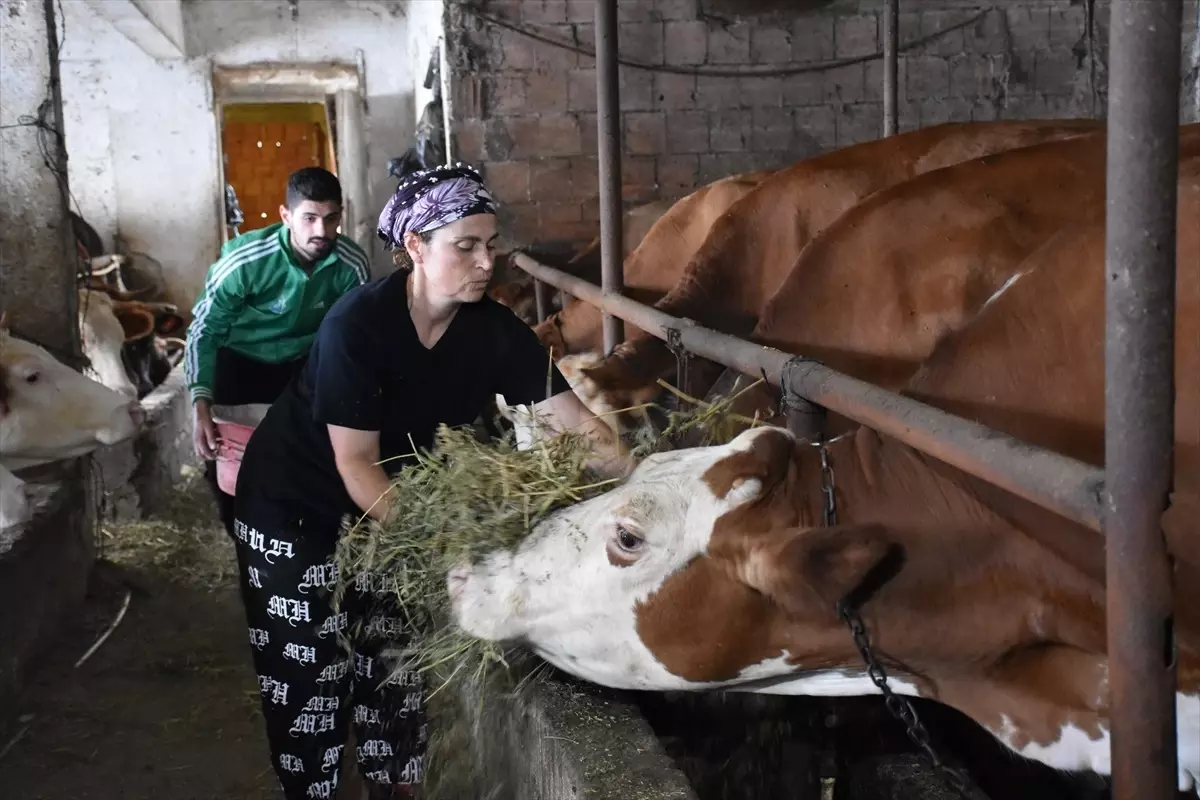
[
  {"xmin": 448, "ymin": 426, "xmax": 893, "ymax": 690},
  {"xmin": 488, "ymin": 278, "xmax": 538, "ymax": 326},
  {"xmin": 532, "ymin": 300, "xmax": 595, "ymax": 358},
  {"xmin": 0, "ymin": 319, "xmax": 141, "ymax": 469}
]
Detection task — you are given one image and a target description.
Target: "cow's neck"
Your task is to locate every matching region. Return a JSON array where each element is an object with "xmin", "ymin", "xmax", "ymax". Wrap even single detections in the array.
[
  {"xmin": 785, "ymin": 428, "xmax": 1108, "ymax": 675},
  {"xmin": 775, "ymin": 431, "xmax": 1135, "ymax": 769}
]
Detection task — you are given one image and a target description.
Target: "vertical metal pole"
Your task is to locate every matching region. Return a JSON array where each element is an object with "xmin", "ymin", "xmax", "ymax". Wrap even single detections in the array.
[
  {"xmin": 534, "ymin": 277, "xmax": 550, "ymax": 324},
  {"xmin": 882, "ymin": 0, "xmax": 899, "ymax": 137},
  {"xmin": 596, "ymin": 0, "xmax": 625, "ymax": 355},
  {"xmin": 1104, "ymin": 3, "xmax": 1183, "ymax": 799}
]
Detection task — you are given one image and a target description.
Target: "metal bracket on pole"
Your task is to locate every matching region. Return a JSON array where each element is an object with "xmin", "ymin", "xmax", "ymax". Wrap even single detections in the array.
[
  {"xmin": 665, "ymin": 325, "xmax": 695, "ymax": 409},
  {"xmin": 781, "ymin": 356, "xmax": 827, "ymax": 442}
]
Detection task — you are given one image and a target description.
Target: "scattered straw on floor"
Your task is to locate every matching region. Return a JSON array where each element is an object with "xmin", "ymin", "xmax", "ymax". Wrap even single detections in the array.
[{"xmin": 98, "ymin": 467, "xmax": 236, "ymax": 592}]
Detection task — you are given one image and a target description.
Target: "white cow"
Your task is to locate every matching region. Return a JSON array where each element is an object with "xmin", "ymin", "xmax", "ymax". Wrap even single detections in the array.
[
  {"xmin": 78, "ymin": 288, "xmax": 139, "ymax": 399},
  {"xmin": 1, "ymin": 318, "xmax": 142, "ymax": 530}
]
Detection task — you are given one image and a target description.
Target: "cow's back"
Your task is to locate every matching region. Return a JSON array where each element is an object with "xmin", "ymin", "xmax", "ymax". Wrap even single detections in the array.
[
  {"xmin": 898, "ymin": 154, "xmax": 1200, "ymax": 646},
  {"xmin": 904, "ymin": 149, "xmax": 1200, "ymax": 482},
  {"xmin": 753, "ymin": 124, "xmax": 1200, "ymax": 394},
  {"xmin": 648, "ymin": 119, "xmax": 1101, "ymax": 336}
]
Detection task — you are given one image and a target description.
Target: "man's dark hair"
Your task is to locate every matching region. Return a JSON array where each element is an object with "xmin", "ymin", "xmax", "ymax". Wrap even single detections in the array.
[{"xmin": 285, "ymin": 167, "xmax": 343, "ymax": 209}]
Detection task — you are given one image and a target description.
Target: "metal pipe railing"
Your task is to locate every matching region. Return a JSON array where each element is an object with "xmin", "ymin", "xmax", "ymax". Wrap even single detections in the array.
[
  {"xmin": 595, "ymin": 0, "xmax": 625, "ymax": 355},
  {"xmin": 882, "ymin": 0, "xmax": 899, "ymax": 137},
  {"xmin": 1103, "ymin": 2, "xmax": 1184, "ymax": 797},
  {"xmin": 512, "ymin": 252, "xmax": 1105, "ymax": 533}
]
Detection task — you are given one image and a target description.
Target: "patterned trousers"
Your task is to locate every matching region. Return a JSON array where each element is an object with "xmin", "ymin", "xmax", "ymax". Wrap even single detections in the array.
[{"xmin": 230, "ymin": 502, "xmax": 426, "ymax": 800}]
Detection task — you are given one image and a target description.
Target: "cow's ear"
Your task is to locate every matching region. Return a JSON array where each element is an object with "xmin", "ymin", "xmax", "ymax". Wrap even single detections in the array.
[
  {"xmin": 702, "ymin": 426, "xmax": 796, "ymax": 504},
  {"xmin": 746, "ymin": 524, "xmax": 904, "ymax": 618}
]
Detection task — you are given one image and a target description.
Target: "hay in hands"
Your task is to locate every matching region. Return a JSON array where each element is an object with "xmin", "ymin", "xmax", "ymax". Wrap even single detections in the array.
[{"xmin": 329, "ymin": 422, "xmax": 614, "ymax": 694}]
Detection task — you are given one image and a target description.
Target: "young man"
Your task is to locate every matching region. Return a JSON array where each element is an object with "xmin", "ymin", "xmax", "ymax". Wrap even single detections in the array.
[{"xmin": 186, "ymin": 166, "xmax": 371, "ymax": 536}]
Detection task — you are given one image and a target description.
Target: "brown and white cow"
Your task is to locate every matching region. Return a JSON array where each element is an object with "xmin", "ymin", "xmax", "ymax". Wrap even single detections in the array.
[
  {"xmin": 1, "ymin": 317, "xmax": 142, "ymax": 529},
  {"xmin": 455, "ymin": 153, "xmax": 1200, "ymax": 790},
  {"xmin": 572, "ymin": 119, "xmax": 1103, "ymax": 421},
  {"xmin": 450, "ymin": 424, "xmax": 1199, "ymax": 790},
  {"xmin": 580, "ymin": 123, "xmax": 1200, "ymax": 438},
  {"xmin": 78, "ymin": 288, "xmax": 140, "ymax": 399}
]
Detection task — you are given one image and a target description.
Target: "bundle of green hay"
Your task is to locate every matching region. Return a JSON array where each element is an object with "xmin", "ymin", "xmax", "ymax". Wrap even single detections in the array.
[{"xmin": 329, "ymin": 420, "xmax": 612, "ymax": 692}]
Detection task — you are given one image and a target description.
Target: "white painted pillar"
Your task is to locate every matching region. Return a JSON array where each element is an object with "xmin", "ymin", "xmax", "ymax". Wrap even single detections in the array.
[
  {"xmin": 0, "ymin": 0, "xmax": 79, "ymax": 354},
  {"xmin": 335, "ymin": 88, "xmax": 371, "ymax": 271}
]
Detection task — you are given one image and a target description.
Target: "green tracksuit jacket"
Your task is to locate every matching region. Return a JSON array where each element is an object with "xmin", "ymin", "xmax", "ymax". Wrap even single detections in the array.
[{"xmin": 184, "ymin": 222, "xmax": 371, "ymax": 404}]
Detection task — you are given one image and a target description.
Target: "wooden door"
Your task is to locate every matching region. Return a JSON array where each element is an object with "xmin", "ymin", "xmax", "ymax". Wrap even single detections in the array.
[{"xmin": 221, "ymin": 102, "xmax": 335, "ymax": 232}]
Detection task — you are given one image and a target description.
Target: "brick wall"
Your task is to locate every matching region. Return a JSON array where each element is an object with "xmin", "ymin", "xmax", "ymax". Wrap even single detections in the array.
[{"xmin": 444, "ymin": 0, "xmax": 1200, "ymax": 245}]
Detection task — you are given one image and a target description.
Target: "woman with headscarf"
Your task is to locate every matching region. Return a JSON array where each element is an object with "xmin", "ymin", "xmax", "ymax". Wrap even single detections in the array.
[{"xmin": 230, "ymin": 163, "xmax": 624, "ymax": 800}]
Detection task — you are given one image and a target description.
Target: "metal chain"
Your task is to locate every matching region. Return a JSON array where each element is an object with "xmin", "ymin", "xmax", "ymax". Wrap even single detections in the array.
[
  {"xmin": 817, "ymin": 439, "xmax": 992, "ymax": 800},
  {"xmin": 817, "ymin": 440, "xmax": 839, "ymax": 527},
  {"xmin": 665, "ymin": 326, "xmax": 691, "ymax": 407}
]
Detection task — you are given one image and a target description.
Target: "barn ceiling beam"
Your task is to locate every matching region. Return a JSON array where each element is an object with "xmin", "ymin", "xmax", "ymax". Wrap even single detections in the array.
[{"xmin": 83, "ymin": 0, "xmax": 185, "ymax": 60}]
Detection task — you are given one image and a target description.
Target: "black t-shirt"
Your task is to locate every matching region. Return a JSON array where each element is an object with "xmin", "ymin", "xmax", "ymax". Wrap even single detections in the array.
[{"xmin": 236, "ymin": 269, "xmax": 571, "ymax": 531}]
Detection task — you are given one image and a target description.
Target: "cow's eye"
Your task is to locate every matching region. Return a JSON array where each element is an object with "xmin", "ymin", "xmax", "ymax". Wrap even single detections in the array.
[
  {"xmin": 24, "ymin": 372, "xmax": 38, "ymax": 384},
  {"xmin": 615, "ymin": 525, "xmax": 644, "ymax": 551}
]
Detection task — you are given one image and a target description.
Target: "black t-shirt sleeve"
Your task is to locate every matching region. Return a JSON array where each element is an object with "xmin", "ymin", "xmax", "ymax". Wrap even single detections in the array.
[
  {"xmin": 493, "ymin": 307, "xmax": 571, "ymax": 406},
  {"xmin": 310, "ymin": 312, "xmax": 385, "ymax": 431}
]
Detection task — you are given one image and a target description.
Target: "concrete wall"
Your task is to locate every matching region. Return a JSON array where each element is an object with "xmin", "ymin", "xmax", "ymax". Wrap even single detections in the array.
[
  {"xmin": 444, "ymin": 0, "xmax": 1200, "ymax": 246},
  {"xmin": 0, "ymin": 473, "xmax": 91, "ymax": 719},
  {"xmin": 1, "ymin": 0, "xmax": 80, "ymax": 353},
  {"xmin": 91, "ymin": 364, "xmax": 199, "ymax": 522},
  {"xmin": 58, "ymin": 0, "xmax": 445, "ymax": 312}
]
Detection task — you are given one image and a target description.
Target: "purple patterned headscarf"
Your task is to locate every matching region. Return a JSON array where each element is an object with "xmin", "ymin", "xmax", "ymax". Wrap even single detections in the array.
[{"xmin": 376, "ymin": 162, "xmax": 497, "ymax": 250}]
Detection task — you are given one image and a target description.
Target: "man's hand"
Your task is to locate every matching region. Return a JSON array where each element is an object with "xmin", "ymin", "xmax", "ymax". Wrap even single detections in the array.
[{"xmin": 193, "ymin": 399, "xmax": 220, "ymax": 460}]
